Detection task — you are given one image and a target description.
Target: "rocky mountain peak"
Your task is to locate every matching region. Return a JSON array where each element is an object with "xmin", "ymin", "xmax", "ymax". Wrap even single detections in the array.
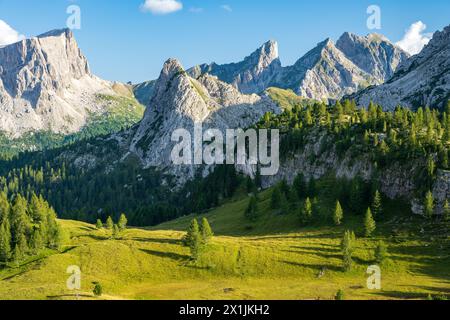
[
  {"xmin": 254, "ymin": 40, "xmax": 279, "ymax": 63},
  {"xmin": 353, "ymin": 24, "xmax": 450, "ymax": 110},
  {"xmin": 336, "ymin": 31, "xmax": 409, "ymax": 83},
  {"xmin": 161, "ymin": 58, "xmax": 185, "ymax": 78},
  {"xmin": 0, "ymin": 28, "xmax": 114, "ymax": 137}
]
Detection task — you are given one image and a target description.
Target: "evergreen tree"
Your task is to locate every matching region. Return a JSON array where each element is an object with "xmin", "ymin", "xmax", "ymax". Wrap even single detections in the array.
[
  {"xmin": 95, "ymin": 219, "xmax": 103, "ymax": 229},
  {"xmin": 10, "ymin": 195, "xmax": 30, "ymax": 254},
  {"xmin": 184, "ymin": 219, "xmax": 202, "ymax": 261},
  {"xmin": 372, "ymin": 190, "xmax": 383, "ymax": 219},
  {"xmin": 443, "ymin": 200, "xmax": 449, "ymax": 222},
  {"xmin": 424, "ymin": 191, "xmax": 435, "ymax": 219},
  {"xmin": 245, "ymin": 195, "xmax": 259, "ymax": 221},
  {"xmin": 374, "ymin": 241, "xmax": 388, "ymax": 264},
  {"xmin": 183, "ymin": 219, "xmax": 200, "ymax": 248},
  {"xmin": 106, "ymin": 216, "xmax": 114, "ymax": 230},
  {"xmin": 93, "ymin": 282, "xmax": 103, "ymax": 297},
  {"xmin": 0, "ymin": 219, "xmax": 11, "ymax": 262},
  {"xmin": 341, "ymin": 230, "xmax": 355, "ymax": 272},
  {"xmin": 200, "ymin": 218, "xmax": 213, "ymax": 244},
  {"xmin": 335, "ymin": 289, "xmax": 345, "ymax": 300},
  {"xmin": 112, "ymin": 224, "xmax": 120, "ymax": 239},
  {"xmin": 364, "ymin": 208, "xmax": 376, "ymax": 237},
  {"xmin": 300, "ymin": 197, "xmax": 313, "ymax": 223},
  {"xmin": 293, "ymin": 173, "xmax": 306, "ymax": 199},
  {"xmin": 271, "ymin": 187, "xmax": 282, "ymax": 210},
  {"xmin": 118, "ymin": 213, "xmax": 128, "ymax": 231},
  {"xmin": 0, "ymin": 191, "xmax": 10, "ymax": 224},
  {"xmin": 333, "ymin": 201, "xmax": 344, "ymax": 226}
]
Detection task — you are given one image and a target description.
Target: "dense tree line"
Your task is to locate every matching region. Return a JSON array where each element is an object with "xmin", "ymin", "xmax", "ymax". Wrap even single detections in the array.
[
  {"xmin": 257, "ymin": 100, "xmax": 449, "ymax": 195},
  {"xmin": 0, "ymin": 192, "xmax": 62, "ymax": 264},
  {"xmin": 0, "ymin": 99, "xmax": 448, "ymax": 227}
]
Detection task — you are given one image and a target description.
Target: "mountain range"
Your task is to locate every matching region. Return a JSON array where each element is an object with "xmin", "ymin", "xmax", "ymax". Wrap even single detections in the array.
[{"xmin": 1, "ymin": 25, "xmax": 449, "ymax": 150}]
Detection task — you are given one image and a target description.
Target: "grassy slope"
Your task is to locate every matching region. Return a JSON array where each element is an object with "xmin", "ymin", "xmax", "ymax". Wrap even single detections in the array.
[
  {"xmin": 0, "ymin": 190, "xmax": 448, "ymax": 300},
  {"xmin": 0, "ymin": 93, "xmax": 144, "ymax": 158}
]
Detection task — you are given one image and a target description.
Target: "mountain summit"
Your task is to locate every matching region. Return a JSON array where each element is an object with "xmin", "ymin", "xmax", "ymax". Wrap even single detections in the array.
[
  {"xmin": 0, "ymin": 28, "xmax": 117, "ymax": 137},
  {"xmin": 130, "ymin": 58, "xmax": 280, "ymax": 181},
  {"xmin": 354, "ymin": 24, "xmax": 450, "ymax": 110},
  {"xmin": 183, "ymin": 33, "xmax": 408, "ymax": 101},
  {"xmin": 188, "ymin": 40, "xmax": 282, "ymax": 94}
]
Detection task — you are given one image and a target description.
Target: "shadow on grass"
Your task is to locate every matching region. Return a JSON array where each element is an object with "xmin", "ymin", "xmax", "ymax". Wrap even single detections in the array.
[
  {"xmin": 280, "ymin": 260, "xmax": 342, "ymax": 272},
  {"xmin": 132, "ymin": 237, "xmax": 182, "ymax": 245},
  {"xmin": 370, "ymin": 290, "xmax": 427, "ymax": 300},
  {"xmin": 249, "ymin": 233, "xmax": 340, "ymax": 241},
  {"xmin": 47, "ymin": 294, "xmax": 93, "ymax": 299},
  {"xmin": 78, "ymin": 234, "xmax": 109, "ymax": 241},
  {"xmin": 284, "ymin": 250, "xmax": 342, "ymax": 260},
  {"xmin": 139, "ymin": 248, "xmax": 189, "ymax": 261}
]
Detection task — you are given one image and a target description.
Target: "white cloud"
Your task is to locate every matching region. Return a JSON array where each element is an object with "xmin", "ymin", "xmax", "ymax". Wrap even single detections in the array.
[
  {"xmin": 396, "ymin": 21, "xmax": 433, "ymax": 55},
  {"xmin": 221, "ymin": 5, "xmax": 232, "ymax": 12},
  {"xmin": 0, "ymin": 20, "xmax": 25, "ymax": 46},
  {"xmin": 141, "ymin": 0, "xmax": 183, "ymax": 15}
]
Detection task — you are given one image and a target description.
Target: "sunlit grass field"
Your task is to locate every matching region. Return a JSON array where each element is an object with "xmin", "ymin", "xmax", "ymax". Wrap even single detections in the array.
[{"xmin": 0, "ymin": 190, "xmax": 448, "ymax": 300}]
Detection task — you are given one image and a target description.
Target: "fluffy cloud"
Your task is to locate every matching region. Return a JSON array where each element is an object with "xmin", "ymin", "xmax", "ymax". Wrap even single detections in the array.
[
  {"xmin": 141, "ymin": 0, "xmax": 183, "ymax": 15},
  {"xmin": 396, "ymin": 21, "xmax": 433, "ymax": 55},
  {"xmin": 0, "ymin": 20, "xmax": 25, "ymax": 46}
]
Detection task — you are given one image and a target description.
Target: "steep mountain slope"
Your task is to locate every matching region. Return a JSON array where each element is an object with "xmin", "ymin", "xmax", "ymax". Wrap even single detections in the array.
[
  {"xmin": 129, "ymin": 59, "xmax": 280, "ymax": 180},
  {"xmin": 187, "ymin": 40, "xmax": 282, "ymax": 94},
  {"xmin": 336, "ymin": 32, "xmax": 409, "ymax": 84},
  {"xmin": 354, "ymin": 25, "xmax": 450, "ymax": 110},
  {"xmin": 271, "ymin": 39, "xmax": 375, "ymax": 101},
  {"xmin": 0, "ymin": 29, "xmax": 132, "ymax": 138}
]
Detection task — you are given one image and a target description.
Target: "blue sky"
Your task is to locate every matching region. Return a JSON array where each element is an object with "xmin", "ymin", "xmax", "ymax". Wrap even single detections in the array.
[{"xmin": 0, "ymin": 0, "xmax": 449, "ymax": 83}]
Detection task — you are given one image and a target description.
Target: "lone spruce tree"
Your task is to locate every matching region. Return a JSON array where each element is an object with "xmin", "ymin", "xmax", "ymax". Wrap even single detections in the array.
[
  {"xmin": 118, "ymin": 213, "xmax": 128, "ymax": 231},
  {"xmin": 95, "ymin": 219, "xmax": 103, "ymax": 229},
  {"xmin": 372, "ymin": 190, "xmax": 383, "ymax": 219},
  {"xmin": 106, "ymin": 216, "xmax": 114, "ymax": 230},
  {"xmin": 424, "ymin": 191, "xmax": 434, "ymax": 219},
  {"xmin": 374, "ymin": 241, "xmax": 389, "ymax": 265},
  {"xmin": 184, "ymin": 219, "xmax": 202, "ymax": 261},
  {"xmin": 364, "ymin": 208, "xmax": 376, "ymax": 237},
  {"xmin": 341, "ymin": 230, "xmax": 355, "ymax": 272},
  {"xmin": 333, "ymin": 201, "xmax": 344, "ymax": 226},
  {"xmin": 301, "ymin": 197, "xmax": 313, "ymax": 223},
  {"xmin": 200, "ymin": 218, "xmax": 213, "ymax": 244}
]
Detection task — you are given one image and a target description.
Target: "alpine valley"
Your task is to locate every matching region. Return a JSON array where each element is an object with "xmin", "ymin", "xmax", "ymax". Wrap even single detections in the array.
[{"xmin": 0, "ymin": 22, "xmax": 449, "ymax": 301}]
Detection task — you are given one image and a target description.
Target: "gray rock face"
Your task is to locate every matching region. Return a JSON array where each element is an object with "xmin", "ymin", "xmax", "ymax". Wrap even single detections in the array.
[
  {"xmin": 184, "ymin": 34, "xmax": 407, "ymax": 102},
  {"xmin": 129, "ymin": 59, "xmax": 280, "ymax": 182},
  {"xmin": 271, "ymin": 39, "xmax": 376, "ymax": 101},
  {"xmin": 354, "ymin": 25, "xmax": 450, "ymax": 110},
  {"xmin": 0, "ymin": 29, "xmax": 115, "ymax": 137},
  {"xmin": 336, "ymin": 32, "xmax": 409, "ymax": 84},
  {"xmin": 187, "ymin": 40, "xmax": 282, "ymax": 94}
]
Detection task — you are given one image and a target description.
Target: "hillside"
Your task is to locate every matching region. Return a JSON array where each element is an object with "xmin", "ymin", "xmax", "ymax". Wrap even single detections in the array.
[{"xmin": 0, "ymin": 188, "xmax": 448, "ymax": 300}]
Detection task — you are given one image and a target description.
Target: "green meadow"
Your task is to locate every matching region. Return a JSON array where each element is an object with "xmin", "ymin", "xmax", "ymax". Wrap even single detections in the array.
[{"xmin": 0, "ymin": 189, "xmax": 448, "ymax": 300}]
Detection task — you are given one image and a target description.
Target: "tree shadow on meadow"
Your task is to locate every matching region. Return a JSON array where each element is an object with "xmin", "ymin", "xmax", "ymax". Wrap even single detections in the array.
[
  {"xmin": 280, "ymin": 260, "xmax": 342, "ymax": 272},
  {"xmin": 138, "ymin": 248, "xmax": 189, "ymax": 262},
  {"xmin": 132, "ymin": 237, "xmax": 182, "ymax": 245}
]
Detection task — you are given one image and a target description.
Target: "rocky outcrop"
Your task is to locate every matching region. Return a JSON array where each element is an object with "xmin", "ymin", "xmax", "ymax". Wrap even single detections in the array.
[
  {"xmin": 271, "ymin": 39, "xmax": 376, "ymax": 101},
  {"xmin": 353, "ymin": 25, "xmax": 450, "ymax": 110},
  {"xmin": 187, "ymin": 40, "xmax": 282, "ymax": 94},
  {"xmin": 336, "ymin": 32, "xmax": 409, "ymax": 84},
  {"xmin": 0, "ymin": 29, "xmax": 116, "ymax": 137},
  {"xmin": 185, "ymin": 34, "xmax": 407, "ymax": 102},
  {"xmin": 129, "ymin": 59, "xmax": 281, "ymax": 182}
]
